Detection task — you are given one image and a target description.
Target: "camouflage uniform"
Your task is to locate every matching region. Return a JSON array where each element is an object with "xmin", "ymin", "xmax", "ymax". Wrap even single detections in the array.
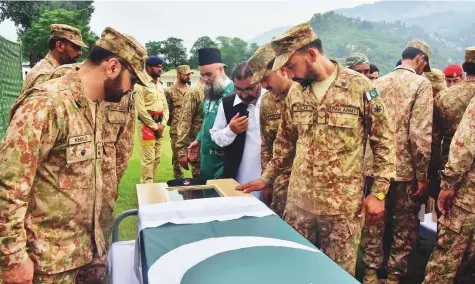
[
  {"xmin": 0, "ymin": 27, "xmax": 147, "ymax": 283},
  {"xmin": 247, "ymin": 43, "xmax": 291, "ymax": 217},
  {"xmin": 361, "ymin": 41, "xmax": 434, "ymax": 278},
  {"xmin": 175, "ymin": 82, "xmax": 204, "ymax": 178},
  {"xmin": 165, "ymin": 65, "xmax": 193, "ymax": 179},
  {"xmin": 134, "ymin": 75, "xmax": 169, "ymax": 183},
  {"xmin": 262, "ymin": 24, "xmax": 396, "ymax": 276},
  {"xmin": 20, "ymin": 24, "xmax": 88, "ymax": 94},
  {"xmin": 259, "ymin": 91, "xmax": 290, "ymax": 217},
  {"xmin": 423, "ymin": 47, "xmax": 475, "ymax": 284}
]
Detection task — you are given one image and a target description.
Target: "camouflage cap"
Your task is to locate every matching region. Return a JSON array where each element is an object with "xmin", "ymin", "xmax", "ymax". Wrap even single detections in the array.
[
  {"xmin": 271, "ymin": 23, "xmax": 318, "ymax": 71},
  {"xmin": 50, "ymin": 24, "xmax": 88, "ymax": 48},
  {"xmin": 96, "ymin": 27, "xmax": 149, "ymax": 87},
  {"xmin": 424, "ymin": 68, "xmax": 447, "ymax": 92},
  {"xmin": 465, "ymin": 46, "xmax": 475, "ymax": 64},
  {"xmin": 176, "ymin": 65, "xmax": 193, "ymax": 75},
  {"xmin": 248, "ymin": 43, "xmax": 276, "ymax": 84},
  {"xmin": 345, "ymin": 52, "xmax": 369, "ymax": 68},
  {"xmin": 406, "ymin": 40, "xmax": 433, "ymax": 72}
]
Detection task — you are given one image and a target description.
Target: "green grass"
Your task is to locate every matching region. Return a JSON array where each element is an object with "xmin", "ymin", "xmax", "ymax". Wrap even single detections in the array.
[{"xmin": 115, "ymin": 127, "xmax": 191, "ymax": 241}]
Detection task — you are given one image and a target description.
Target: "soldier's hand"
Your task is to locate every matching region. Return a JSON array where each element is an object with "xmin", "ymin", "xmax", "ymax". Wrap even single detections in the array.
[
  {"xmin": 188, "ymin": 141, "xmax": 200, "ymax": 161},
  {"xmin": 2, "ymin": 257, "xmax": 34, "ymax": 284},
  {"xmin": 438, "ymin": 189, "xmax": 455, "ymax": 216},
  {"xmin": 359, "ymin": 195, "xmax": 384, "ymax": 226},
  {"xmin": 412, "ymin": 181, "xmax": 429, "ymax": 200},
  {"xmin": 179, "ymin": 156, "xmax": 190, "ymax": 170},
  {"xmin": 236, "ymin": 179, "xmax": 267, "ymax": 193},
  {"xmin": 155, "ymin": 124, "xmax": 165, "ymax": 135},
  {"xmin": 229, "ymin": 113, "xmax": 248, "ymax": 135}
]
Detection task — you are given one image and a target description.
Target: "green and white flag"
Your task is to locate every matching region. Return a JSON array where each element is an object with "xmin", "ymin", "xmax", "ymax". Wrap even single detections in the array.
[{"xmin": 135, "ymin": 197, "xmax": 358, "ymax": 284}]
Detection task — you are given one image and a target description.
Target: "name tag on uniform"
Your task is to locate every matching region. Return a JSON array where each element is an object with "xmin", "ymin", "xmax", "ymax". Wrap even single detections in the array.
[
  {"xmin": 267, "ymin": 114, "xmax": 281, "ymax": 120},
  {"xmin": 292, "ymin": 104, "xmax": 313, "ymax": 112},
  {"xmin": 329, "ymin": 105, "xmax": 359, "ymax": 116},
  {"xmin": 69, "ymin": 135, "xmax": 92, "ymax": 145},
  {"xmin": 107, "ymin": 105, "xmax": 128, "ymax": 112}
]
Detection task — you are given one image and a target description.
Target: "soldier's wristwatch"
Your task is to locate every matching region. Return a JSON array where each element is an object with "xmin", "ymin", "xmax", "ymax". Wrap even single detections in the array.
[{"xmin": 371, "ymin": 192, "xmax": 386, "ymax": 201}]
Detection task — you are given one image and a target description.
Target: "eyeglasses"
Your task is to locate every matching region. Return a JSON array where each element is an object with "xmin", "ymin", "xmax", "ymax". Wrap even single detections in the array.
[
  {"xmin": 235, "ymin": 83, "xmax": 259, "ymax": 96},
  {"xmin": 119, "ymin": 60, "xmax": 138, "ymax": 85}
]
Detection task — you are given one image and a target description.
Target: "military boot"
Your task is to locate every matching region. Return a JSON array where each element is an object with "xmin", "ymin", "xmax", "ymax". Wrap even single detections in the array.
[
  {"xmin": 385, "ymin": 274, "xmax": 399, "ymax": 284},
  {"xmin": 363, "ymin": 268, "xmax": 380, "ymax": 284}
]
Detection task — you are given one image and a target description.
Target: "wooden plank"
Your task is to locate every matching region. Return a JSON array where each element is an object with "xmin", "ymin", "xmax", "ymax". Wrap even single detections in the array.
[
  {"xmin": 207, "ymin": 179, "xmax": 252, "ymax": 197},
  {"xmin": 136, "ymin": 183, "xmax": 168, "ymax": 207}
]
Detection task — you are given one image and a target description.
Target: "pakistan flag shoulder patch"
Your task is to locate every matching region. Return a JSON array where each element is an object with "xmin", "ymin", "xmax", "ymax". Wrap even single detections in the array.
[{"xmin": 366, "ymin": 88, "xmax": 379, "ymax": 101}]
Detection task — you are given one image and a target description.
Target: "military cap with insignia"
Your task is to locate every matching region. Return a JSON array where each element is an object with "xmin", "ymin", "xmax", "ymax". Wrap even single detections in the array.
[
  {"xmin": 406, "ymin": 40, "xmax": 433, "ymax": 72},
  {"xmin": 270, "ymin": 23, "xmax": 318, "ymax": 71},
  {"xmin": 50, "ymin": 24, "xmax": 88, "ymax": 48},
  {"xmin": 248, "ymin": 43, "xmax": 276, "ymax": 84},
  {"xmin": 96, "ymin": 27, "xmax": 149, "ymax": 86},
  {"xmin": 444, "ymin": 64, "xmax": 463, "ymax": 78}
]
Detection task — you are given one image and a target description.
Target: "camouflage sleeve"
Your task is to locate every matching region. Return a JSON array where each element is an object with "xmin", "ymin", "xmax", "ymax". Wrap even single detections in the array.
[
  {"xmin": 0, "ymin": 93, "xmax": 59, "ymax": 269},
  {"xmin": 21, "ymin": 72, "xmax": 48, "ymax": 93},
  {"xmin": 441, "ymin": 97, "xmax": 475, "ymax": 190},
  {"xmin": 134, "ymin": 85, "xmax": 158, "ymax": 131},
  {"xmin": 176, "ymin": 90, "xmax": 197, "ymax": 158},
  {"xmin": 261, "ymin": 96, "xmax": 297, "ymax": 185},
  {"xmin": 365, "ymin": 88, "xmax": 396, "ymax": 195},
  {"xmin": 410, "ymin": 80, "xmax": 433, "ymax": 182},
  {"xmin": 428, "ymin": 96, "xmax": 444, "ymax": 180},
  {"xmin": 164, "ymin": 88, "xmax": 173, "ymax": 126},
  {"xmin": 115, "ymin": 104, "xmax": 135, "ymax": 182},
  {"xmin": 259, "ymin": 99, "xmax": 272, "ymax": 173}
]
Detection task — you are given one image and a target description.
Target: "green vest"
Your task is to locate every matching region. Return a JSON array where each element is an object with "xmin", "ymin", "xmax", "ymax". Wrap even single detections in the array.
[{"xmin": 196, "ymin": 81, "xmax": 234, "ymax": 180}]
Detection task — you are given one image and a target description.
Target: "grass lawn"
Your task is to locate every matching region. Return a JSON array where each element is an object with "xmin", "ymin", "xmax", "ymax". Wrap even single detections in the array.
[{"xmin": 114, "ymin": 127, "xmax": 191, "ymax": 241}]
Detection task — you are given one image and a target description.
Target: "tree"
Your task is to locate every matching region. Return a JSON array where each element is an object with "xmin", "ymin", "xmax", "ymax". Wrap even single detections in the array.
[
  {"xmin": 20, "ymin": 8, "xmax": 98, "ymax": 62},
  {"xmin": 217, "ymin": 36, "xmax": 254, "ymax": 75},
  {"xmin": 159, "ymin": 37, "xmax": 188, "ymax": 71},
  {"xmin": 0, "ymin": 1, "xmax": 95, "ymax": 35},
  {"xmin": 188, "ymin": 36, "xmax": 218, "ymax": 69},
  {"xmin": 145, "ymin": 41, "xmax": 162, "ymax": 57}
]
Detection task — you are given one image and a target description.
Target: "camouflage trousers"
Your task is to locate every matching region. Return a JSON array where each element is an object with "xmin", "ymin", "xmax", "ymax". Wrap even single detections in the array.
[
  {"xmin": 33, "ymin": 254, "xmax": 107, "ymax": 284},
  {"xmin": 284, "ymin": 203, "xmax": 363, "ymax": 276},
  {"xmin": 270, "ymin": 173, "xmax": 290, "ymax": 218},
  {"xmin": 423, "ymin": 205, "xmax": 475, "ymax": 284},
  {"xmin": 361, "ymin": 181, "xmax": 420, "ymax": 275},
  {"xmin": 137, "ymin": 122, "xmax": 164, "ymax": 183},
  {"xmin": 170, "ymin": 134, "xmax": 200, "ymax": 179}
]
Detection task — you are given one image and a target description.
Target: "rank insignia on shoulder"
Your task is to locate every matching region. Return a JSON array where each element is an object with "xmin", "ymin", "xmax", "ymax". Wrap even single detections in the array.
[{"xmin": 366, "ymin": 88, "xmax": 379, "ymax": 101}]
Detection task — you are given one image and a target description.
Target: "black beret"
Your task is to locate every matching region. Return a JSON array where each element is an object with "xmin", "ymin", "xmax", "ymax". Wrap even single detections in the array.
[{"xmin": 146, "ymin": 56, "xmax": 164, "ymax": 66}]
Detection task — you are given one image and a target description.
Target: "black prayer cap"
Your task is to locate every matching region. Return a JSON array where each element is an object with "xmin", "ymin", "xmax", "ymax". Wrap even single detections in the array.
[{"xmin": 198, "ymin": 48, "xmax": 223, "ymax": 66}]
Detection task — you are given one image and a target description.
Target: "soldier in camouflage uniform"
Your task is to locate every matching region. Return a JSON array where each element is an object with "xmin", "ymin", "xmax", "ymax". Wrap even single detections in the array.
[
  {"xmin": 430, "ymin": 48, "xmax": 475, "ymax": 204},
  {"xmin": 346, "ymin": 52, "xmax": 371, "ymax": 78},
  {"xmin": 423, "ymin": 48, "xmax": 475, "ymax": 283},
  {"xmin": 0, "ymin": 27, "xmax": 148, "ymax": 284},
  {"xmin": 247, "ymin": 43, "xmax": 294, "ymax": 216},
  {"xmin": 361, "ymin": 40, "xmax": 434, "ymax": 284},
  {"xmin": 176, "ymin": 81, "xmax": 204, "ymax": 178},
  {"xmin": 20, "ymin": 24, "xmax": 88, "ymax": 94},
  {"xmin": 237, "ymin": 23, "xmax": 396, "ymax": 276},
  {"xmin": 165, "ymin": 65, "xmax": 194, "ymax": 179}
]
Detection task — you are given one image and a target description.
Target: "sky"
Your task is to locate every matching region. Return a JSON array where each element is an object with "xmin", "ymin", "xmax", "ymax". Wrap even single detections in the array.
[{"xmin": 0, "ymin": 0, "xmax": 375, "ymax": 50}]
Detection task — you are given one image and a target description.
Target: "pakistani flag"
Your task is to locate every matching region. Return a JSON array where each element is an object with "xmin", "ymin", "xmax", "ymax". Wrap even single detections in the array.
[{"xmin": 135, "ymin": 197, "xmax": 358, "ymax": 284}]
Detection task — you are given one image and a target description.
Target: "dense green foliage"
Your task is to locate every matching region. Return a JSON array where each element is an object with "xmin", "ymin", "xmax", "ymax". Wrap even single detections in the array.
[{"xmin": 309, "ymin": 12, "xmax": 467, "ymax": 75}]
